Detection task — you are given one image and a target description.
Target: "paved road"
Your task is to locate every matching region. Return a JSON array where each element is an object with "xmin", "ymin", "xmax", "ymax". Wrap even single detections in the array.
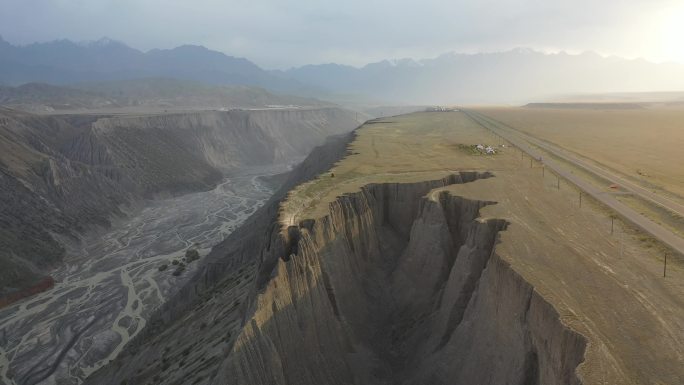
[
  {"xmin": 471, "ymin": 111, "xmax": 684, "ymax": 218},
  {"xmin": 463, "ymin": 109, "xmax": 684, "ymax": 256}
]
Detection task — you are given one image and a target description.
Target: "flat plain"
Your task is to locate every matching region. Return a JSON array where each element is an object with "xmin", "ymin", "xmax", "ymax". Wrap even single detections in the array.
[
  {"xmin": 281, "ymin": 111, "xmax": 684, "ymax": 384},
  {"xmin": 474, "ymin": 106, "xmax": 684, "ymax": 200}
]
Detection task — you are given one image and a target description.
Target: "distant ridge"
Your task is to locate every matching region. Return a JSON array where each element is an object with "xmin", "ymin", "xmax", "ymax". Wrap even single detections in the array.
[
  {"xmin": 0, "ymin": 78, "xmax": 330, "ymax": 113},
  {"xmin": 524, "ymin": 102, "xmax": 645, "ymax": 110}
]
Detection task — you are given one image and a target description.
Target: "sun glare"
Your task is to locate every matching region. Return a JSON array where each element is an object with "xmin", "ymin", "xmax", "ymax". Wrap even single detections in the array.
[{"xmin": 661, "ymin": 4, "xmax": 684, "ymax": 63}]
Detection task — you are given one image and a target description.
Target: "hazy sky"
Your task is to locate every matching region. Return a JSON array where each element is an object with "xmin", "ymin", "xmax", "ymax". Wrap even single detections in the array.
[{"xmin": 1, "ymin": 0, "xmax": 683, "ymax": 69}]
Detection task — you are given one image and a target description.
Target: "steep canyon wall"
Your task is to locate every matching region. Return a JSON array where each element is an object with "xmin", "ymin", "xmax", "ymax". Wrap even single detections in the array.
[
  {"xmin": 0, "ymin": 107, "xmax": 358, "ymax": 298},
  {"xmin": 86, "ymin": 168, "xmax": 586, "ymax": 385}
]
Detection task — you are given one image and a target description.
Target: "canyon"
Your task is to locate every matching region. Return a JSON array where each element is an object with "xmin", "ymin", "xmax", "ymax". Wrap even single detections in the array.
[
  {"xmin": 220, "ymin": 173, "xmax": 584, "ymax": 385},
  {"xmin": 0, "ymin": 106, "xmax": 359, "ymax": 384},
  {"xmin": 4, "ymin": 6, "xmax": 684, "ymax": 385},
  {"xmin": 0, "ymin": 106, "xmax": 359, "ymax": 297},
  {"xmin": 2, "ymin": 109, "xmax": 683, "ymax": 385},
  {"xmin": 83, "ymin": 111, "xmax": 684, "ymax": 385}
]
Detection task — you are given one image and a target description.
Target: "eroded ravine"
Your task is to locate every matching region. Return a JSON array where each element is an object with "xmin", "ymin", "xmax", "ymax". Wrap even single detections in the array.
[
  {"xmin": 219, "ymin": 172, "xmax": 586, "ymax": 385},
  {"xmin": 78, "ymin": 111, "xmax": 684, "ymax": 385},
  {"xmin": 0, "ymin": 165, "xmax": 285, "ymax": 385}
]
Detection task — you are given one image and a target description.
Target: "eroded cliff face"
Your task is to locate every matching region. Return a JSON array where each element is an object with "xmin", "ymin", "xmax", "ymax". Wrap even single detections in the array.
[
  {"xmin": 91, "ymin": 108, "xmax": 356, "ymax": 177},
  {"xmin": 82, "ymin": 132, "xmax": 358, "ymax": 385},
  {"xmin": 0, "ymin": 107, "xmax": 358, "ymax": 297},
  {"xmin": 217, "ymin": 173, "xmax": 586, "ymax": 385},
  {"xmin": 83, "ymin": 148, "xmax": 586, "ymax": 385}
]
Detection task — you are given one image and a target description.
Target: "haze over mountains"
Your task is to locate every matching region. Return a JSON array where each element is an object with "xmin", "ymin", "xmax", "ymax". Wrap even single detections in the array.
[
  {"xmin": 283, "ymin": 50, "xmax": 684, "ymax": 104},
  {"xmin": 2, "ymin": 36, "xmax": 684, "ymax": 105},
  {"xmin": 0, "ymin": 36, "xmax": 315, "ymax": 96}
]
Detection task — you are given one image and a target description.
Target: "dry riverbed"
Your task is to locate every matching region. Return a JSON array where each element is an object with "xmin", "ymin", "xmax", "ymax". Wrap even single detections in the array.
[{"xmin": 0, "ymin": 165, "xmax": 286, "ymax": 385}]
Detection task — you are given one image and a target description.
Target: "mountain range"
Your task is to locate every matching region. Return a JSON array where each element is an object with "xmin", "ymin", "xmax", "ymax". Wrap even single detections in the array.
[
  {"xmin": 281, "ymin": 49, "xmax": 684, "ymax": 104},
  {"xmin": 0, "ymin": 36, "xmax": 315, "ymax": 95},
  {"xmin": 2, "ymin": 36, "xmax": 684, "ymax": 104}
]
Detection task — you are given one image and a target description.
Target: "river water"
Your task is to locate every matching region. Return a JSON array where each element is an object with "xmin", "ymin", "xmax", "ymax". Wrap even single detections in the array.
[{"xmin": 0, "ymin": 165, "xmax": 285, "ymax": 385}]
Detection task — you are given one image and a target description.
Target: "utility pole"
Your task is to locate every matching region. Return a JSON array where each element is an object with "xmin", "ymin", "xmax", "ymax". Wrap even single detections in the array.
[
  {"xmin": 579, "ymin": 192, "xmax": 582, "ymax": 208},
  {"xmin": 557, "ymin": 176, "xmax": 560, "ymax": 189},
  {"xmin": 530, "ymin": 157, "xmax": 533, "ymax": 168},
  {"xmin": 664, "ymin": 253, "xmax": 668, "ymax": 277}
]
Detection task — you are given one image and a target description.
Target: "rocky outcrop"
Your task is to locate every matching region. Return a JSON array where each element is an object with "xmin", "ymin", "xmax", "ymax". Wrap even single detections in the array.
[{"xmin": 0, "ymin": 107, "xmax": 359, "ymax": 298}]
